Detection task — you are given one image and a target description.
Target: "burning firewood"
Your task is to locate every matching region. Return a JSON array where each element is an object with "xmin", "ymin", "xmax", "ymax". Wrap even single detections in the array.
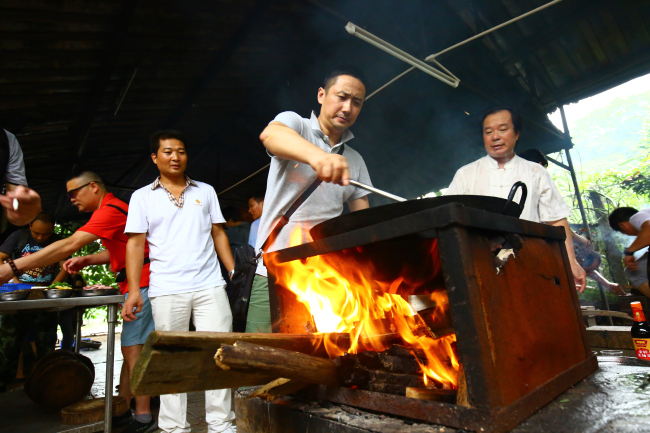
[
  {"xmin": 214, "ymin": 341, "xmax": 339, "ymax": 386},
  {"xmin": 405, "ymin": 386, "xmax": 456, "ymax": 402},
  {"xmin": 455, "ymin": 365, "xmax": 470, "ymax": 407},
  {"xmin": 335, "ymin": 345, "xmax": 455, "ymax": 396}
]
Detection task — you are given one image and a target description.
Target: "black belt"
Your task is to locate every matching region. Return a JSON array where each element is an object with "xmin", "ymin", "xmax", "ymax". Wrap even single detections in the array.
[{"xmin": 115, "ymin": 258, "xmax": 150, "ymax": 283}]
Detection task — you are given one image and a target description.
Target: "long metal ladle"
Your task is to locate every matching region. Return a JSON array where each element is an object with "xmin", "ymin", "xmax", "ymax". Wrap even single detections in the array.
[{"xmin": 348, "ymin": 179, "xmax": 407, "ymax": 202}]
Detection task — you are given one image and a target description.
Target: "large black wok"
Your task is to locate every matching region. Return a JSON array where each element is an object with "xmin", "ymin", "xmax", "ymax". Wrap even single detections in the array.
[{"xmin": 310, "ymin": 182, "xmax": 527, "ymax": 240}]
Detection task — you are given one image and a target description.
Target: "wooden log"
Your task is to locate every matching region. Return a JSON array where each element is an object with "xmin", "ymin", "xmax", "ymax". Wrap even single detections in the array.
[
  {"xmin": 145, "ymin": 331, "xmax": 341, "ymax": 355},
  {"xmin": 340, "ymin": 365, "xmax": 425, "ymax": 390},
  {"xmin": 456, "ymin": 364, "xmax": 470, "ymax": 407},
  {"xmin": 337, "ymin": 346, "xmax": 423, "ymax": 377},
  {"xmin": 60, "ymin": 396, "xmax": 129, "ymax": 425},
  {"xmin": 378, "ymin": 354, "xmax": 421, "ymax": 374},
  {"xmin": 430, "ymin": 327, "xmax": 455, "ymax": 339},
  {"xmin": 368, "ymin": 369, "xmax": 423, "ymax": 388},
  {"xmin": 368, "ymin": 382, "xmax": 408, "ymax": 395},
  {"xmin": 405, "ymin": 387, "xmax": 456, "ymax": 402},
  {"xmin": 132, "ymin": 331, "xmax": 343, "ymax": 396},
  {"xmin": 417, "ymin": 306, "xmax": 453, "ymax": 335},
  {"xmin": 215, "ymin": 341, "xmax": 339, "ymax": 385},
  {"xmin": 248, "ymin": 378, "xmax": 310, "ymax": 401}
]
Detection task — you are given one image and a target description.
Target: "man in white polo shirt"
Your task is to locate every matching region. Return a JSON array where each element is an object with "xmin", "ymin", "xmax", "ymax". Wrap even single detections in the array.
[
  {"xmin": 249, "ymin": 69, "xmax": 372, "ymax": 333},
  {"xmin": 122, "ymin": 130, "xmax": 236, "ymax": 433}
]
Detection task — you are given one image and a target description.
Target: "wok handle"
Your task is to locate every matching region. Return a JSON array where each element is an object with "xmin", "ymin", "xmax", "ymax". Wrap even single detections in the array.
[{"xmin": 504, "ymin": 181, "xmax": 527, "ymax": 214}]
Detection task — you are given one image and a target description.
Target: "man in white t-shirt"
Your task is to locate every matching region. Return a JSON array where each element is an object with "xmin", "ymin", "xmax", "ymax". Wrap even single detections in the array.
[
  {"xmin": 447, "ymin": 107, "xmax": 586, "ymax": 291},
  {"xmin": 609, "ymin": 206, "xmax": 650, "ymax": 289},
  {"xmin": 122, "ymin": 130, "xmax": 236, "ymax": 433}
]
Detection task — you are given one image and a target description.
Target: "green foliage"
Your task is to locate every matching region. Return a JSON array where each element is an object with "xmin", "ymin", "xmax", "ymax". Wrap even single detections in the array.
[
  {"xmin": 547, "ymin": 108, "xmax": 648, "ymax": 300},
  {"xmin": 619, "ymin": 139, "xmax": 650, "ymax": 197},
  {"xmin": 550, "ymin": 144, "xmax": 649, "ymax": 226}
]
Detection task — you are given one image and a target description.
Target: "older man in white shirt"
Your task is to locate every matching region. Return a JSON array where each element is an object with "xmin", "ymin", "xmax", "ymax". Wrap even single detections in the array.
[{"xmin": 447, "ymin": 107, "xmax": 586, "ymax": 291}]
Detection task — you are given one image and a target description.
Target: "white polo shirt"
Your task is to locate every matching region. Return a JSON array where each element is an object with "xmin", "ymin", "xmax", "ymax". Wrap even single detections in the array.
[
  {"xmin": 125, "ymin": 178, "xmax": 226, "ymax": 297},
  {"xmin": 254, "ymin": 111, "xmax": 372, "ymax": 276}
]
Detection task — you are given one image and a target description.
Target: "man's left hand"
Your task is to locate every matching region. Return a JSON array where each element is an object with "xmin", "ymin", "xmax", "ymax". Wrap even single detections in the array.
[{"xmin": 571, "ymin": 262, "xmax": 587, "ymax": 293}]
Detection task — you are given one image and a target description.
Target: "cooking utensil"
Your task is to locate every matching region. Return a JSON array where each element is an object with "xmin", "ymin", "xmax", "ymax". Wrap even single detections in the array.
[
  {"xmin": 43, "ymin": 289, "xmax": 76, "ymax": 299},
  {"xmin": 81, "ymin": 288, "xmax": 119, "ymax": 297},
  {"xmin": 0, "ymin": 289, "xmax": 30, "ymax": 301},
  {"xmin": 348, "ymin": 180, "xmax": 406, "ymax": 202},
  {"xmin": 311, "ymin": 182, "xmax": 528, "ymax": 240}
]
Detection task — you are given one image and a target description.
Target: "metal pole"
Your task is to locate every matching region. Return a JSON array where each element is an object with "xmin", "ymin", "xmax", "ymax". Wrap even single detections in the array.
[
  {"xmin": 104, "ymin": 303, "xmax": 118, "ymax": 433},
  {"xmin": 426, "ymin": 0, "xmax": 563, "ymax": 60},
  {"xmin": 74, "ymin": 308, "xmax": 82, "ymax": 354},
  {"xmin": 345, "ymin": 22, "xmax": 460, "ymax": 88},
  {"xmin": 558, "ymin": 106, "xmax": 591, "ymax": 240},
  {"xmin": 596, "ymin": 281, "xmax": 614, "ymax": 325},
  {"xmin": 365, "ymin": 0, "xmax": 563, "ymax": 101}
]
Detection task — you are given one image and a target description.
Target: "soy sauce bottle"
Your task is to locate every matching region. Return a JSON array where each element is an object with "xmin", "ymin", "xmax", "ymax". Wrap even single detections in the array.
[{"xmin": 630, "ymin": 301, "xmax": 650, "ymax": 361}]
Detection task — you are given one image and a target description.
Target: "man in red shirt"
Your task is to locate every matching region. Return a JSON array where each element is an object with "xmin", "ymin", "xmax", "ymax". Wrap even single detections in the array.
[{"xmin": 0, "ymin": 171, "xmax": 156, "ymax": 432}]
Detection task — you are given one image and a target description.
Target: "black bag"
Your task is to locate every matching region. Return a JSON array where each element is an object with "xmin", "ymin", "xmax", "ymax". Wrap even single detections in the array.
[{"xmin": 225, "ymin": 244, "xmax": 257, "ymax": 332}]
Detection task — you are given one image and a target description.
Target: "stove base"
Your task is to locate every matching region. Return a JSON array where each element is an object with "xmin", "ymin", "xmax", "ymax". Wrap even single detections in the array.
[
  {"xmin": 234, "ymin": 389, "xmax": 450, "ymax": 433},
  {"xmin": 235, "ymin": 355, "xmax": 597, "ymax": 433}
]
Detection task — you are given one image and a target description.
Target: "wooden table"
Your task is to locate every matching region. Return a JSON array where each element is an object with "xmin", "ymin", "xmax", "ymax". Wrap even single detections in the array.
[{"xmin": 0, "ymin": 295, "xmax": 124, "ymax": 433}]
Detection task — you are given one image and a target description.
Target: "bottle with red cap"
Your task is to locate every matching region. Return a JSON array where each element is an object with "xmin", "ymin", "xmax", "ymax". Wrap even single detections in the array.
[{"xmin": 630, "ymin": 301, "xmax": 650, "ymax": 361}]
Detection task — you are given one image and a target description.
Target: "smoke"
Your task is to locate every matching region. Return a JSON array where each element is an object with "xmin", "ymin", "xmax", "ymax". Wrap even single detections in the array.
[{"xmin": 198, "ymin": 0, "xmax": 567, "ymax": 204}]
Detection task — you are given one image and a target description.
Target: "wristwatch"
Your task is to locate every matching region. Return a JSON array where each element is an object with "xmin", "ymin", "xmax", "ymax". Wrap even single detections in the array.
[
  {"xmin": 228, "ymin": 269, "xmax": 235, "ymax": 279},
  {"xmin": 623, "ymin": 249, "xmax": 635, "ymax": 256}
]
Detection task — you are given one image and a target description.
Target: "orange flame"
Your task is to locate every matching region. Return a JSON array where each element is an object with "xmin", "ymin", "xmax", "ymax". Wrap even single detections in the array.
[{"xmin": 267, "ymin": 228, "xmax": 459, "ymax": 389}]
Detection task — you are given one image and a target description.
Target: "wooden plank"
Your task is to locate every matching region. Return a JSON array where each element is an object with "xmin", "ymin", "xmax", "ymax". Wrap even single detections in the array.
[
  {"xmin": 586, "ymin": 326, "xmax": 634, "ymax": 350},
  {"xmin": 131, "ymin": 331, "xmax": 338, "ymax": 396},
  {"xmin": 132, "ymin": 347, "xmax": 275, "ymax": 396}
]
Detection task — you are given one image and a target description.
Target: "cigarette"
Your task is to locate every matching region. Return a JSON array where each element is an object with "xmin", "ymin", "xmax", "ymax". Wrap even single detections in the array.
[{"xmin": 12, "ymin": 198, "xmax": 18, "ymax": 211}]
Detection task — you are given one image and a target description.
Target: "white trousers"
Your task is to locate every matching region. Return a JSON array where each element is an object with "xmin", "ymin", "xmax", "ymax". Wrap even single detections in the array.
[{"xmin": 150, "ymin": 286, "xmax": 235, "ymax": 433}]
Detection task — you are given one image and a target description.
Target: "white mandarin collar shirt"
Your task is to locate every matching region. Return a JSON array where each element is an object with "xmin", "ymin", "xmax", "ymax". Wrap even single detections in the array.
[{"xmin": 446, "ymin": 155, "xmax": 570, "ymax": 223}]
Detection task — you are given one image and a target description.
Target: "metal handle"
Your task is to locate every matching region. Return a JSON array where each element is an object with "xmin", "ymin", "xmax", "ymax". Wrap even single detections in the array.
[
  {"xmin": 349, "ymin": 180, "xmax": 407, "ymax": 202},
  {"xmin": 504, "ymin": 181, "xmax": 527, "ymax": 214}
]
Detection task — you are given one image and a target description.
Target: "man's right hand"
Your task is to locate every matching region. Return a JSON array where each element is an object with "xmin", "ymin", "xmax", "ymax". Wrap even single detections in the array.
[
  {"xmin": 121, "ymin": 291, "xmax": 143, "ymax": 322},
  {"xmin": 1, "ymin": 186, "xmax": 41, "ymax": 226},
  {"xmin": 63, "ymin": 257, "xmax": 87, "ymax": 274},
  {"xmin": 624, "ymin": 255, "xmax": 638, "ymax": 271},
  {"xmin": 310, "ymin": 153, "xmax": 350, "ymax": 185}
]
